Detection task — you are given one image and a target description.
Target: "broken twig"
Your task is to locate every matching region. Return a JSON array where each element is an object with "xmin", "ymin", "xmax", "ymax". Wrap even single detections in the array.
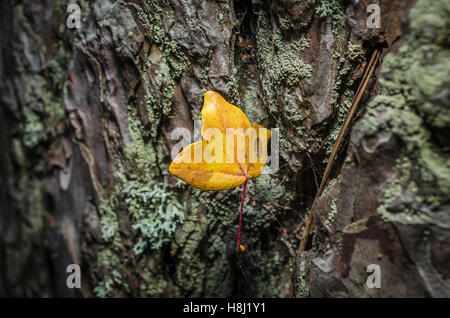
[{"xmin": 298, "ymin": 49, "xmax": 382, "ymax": 254}]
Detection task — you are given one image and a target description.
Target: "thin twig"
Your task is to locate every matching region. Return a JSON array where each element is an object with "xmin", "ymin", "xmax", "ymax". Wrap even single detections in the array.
[{"xmin": 297, "ymin": 49, "xmax": 382, "ymax": 254}]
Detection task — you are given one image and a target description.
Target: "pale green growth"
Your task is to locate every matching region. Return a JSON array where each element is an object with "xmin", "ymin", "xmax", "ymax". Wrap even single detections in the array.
[
  {"xmin": 315, "ymin": 0, "xmax": 345, "ymax": 36},
  {"xmin": 357, "ymin": 0, "xmax": 450, "ymax": 224},
  {"xmin": 295, "ymin": 255, "xmax": 310, "ymax": 297},
  {"xmin": 94, "ymin": 279, "xmax": 113, "ymax": 298},
  {"xmin": 123, "ymin": 180, "xmax": 185, "ymax": 254},
  {"xmin": 23, "ymin": 108, "xmax": 46, "ymax": 148},
  {"xmin": 325, "ymin": 199, "xmax": 338, "ymax": 228}
]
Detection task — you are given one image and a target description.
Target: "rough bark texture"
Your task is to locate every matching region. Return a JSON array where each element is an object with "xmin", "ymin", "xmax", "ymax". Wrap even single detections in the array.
[
  {"xmin": 0, "ymin": 0, "xmax": 448, "ymax": 297},
  {"xmin": 294, "ymin": 0, "xmax": 450, "ymax": 298}
]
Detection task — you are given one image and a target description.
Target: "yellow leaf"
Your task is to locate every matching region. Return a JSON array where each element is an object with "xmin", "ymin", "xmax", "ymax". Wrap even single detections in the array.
[{"xmin": 169, "ymin": 91, "xmax": 271, "ymax": 191}]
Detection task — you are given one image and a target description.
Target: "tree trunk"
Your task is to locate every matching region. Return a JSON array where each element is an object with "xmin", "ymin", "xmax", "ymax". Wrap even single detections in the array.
[{"xmin": 0, "ymin": 0, "xmax": 448, "ymax": 297}]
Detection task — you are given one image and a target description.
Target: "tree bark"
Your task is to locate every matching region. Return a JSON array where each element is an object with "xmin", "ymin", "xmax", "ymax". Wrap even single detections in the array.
[{"xmin": 0, "ymin": 0, "xmax": 448, "ymax": 297}]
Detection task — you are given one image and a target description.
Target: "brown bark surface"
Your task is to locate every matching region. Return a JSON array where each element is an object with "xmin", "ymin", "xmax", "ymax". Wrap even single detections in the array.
[{"xmin": 0, "ymin": 0, "xmax": 448, "ymax": 297}]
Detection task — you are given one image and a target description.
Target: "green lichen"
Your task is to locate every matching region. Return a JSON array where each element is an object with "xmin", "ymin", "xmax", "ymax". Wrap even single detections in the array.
[
  {"xmin": 93, "ymin": 120, "xmax": 181, "ymax": 295},
  {"xmin": 251, "ymin": 245, "xmax": 289, "ymax": 297},
  {"xmin": 139, "ymin": 267, "xmax": 167, "ymax": 296},
  {"xmin": 325, "ymin": 198, "xmax": 338, "ymax": 229},
  {"xmin": 294, "ymin": 256, "xmax": 310, "ymax": 297},
  {"xmin": 315, "ymin": 0, "xmax": 345, "ymax": 36},
  {"xmin": 133, "ymin": 0, "xmax": 190, "ymax": 139},
  {"xmin": 322, "ymin": 88, "xmax": 353, "ymax": 160},
  {"xmin": 97, "ymin": 247, "xmax": 119, "ymax": 268},
  {"xmin": 100, "ymin": 214, "xmax": 119, "ymax": 242},
  {"xmin": 92, "ymin": 0, "xmax": 312, "ymax": 298},
  {"xmin": 167, "ymin": 173, "xmax": 293, "ymax": 297},
  {"xmin": 94, "ymin": 279, "xmax": 114, "ymax": 298},
  {"xmin": 347, "ymin": 43, "xmax": 365, "ymax": 63},
  {"xmin": 240, "ymin": 84, "xmax": 267, "ymax": 124},
  {"xmin": 124, "ymin": 104, "xmax": 164, "ymax": 171},
  {"xmin": 253, "ymin": 7, "xmax": 313, "ymax": 160},
  {"xmin": 318, "ymin": 42, "xmax": 358, "ymax": 159},
  {"xmin": 19, "ymin": 20, "xmax": 68, "ymax": 148},
  {"xmin": 377, "ymin": 156, "xmax": 432, "ymax": 224},
  {"xmin": 123, "ymin": 180, "xmax": 185, "ymax": 254},
  {"xmin": 4, "ymin": 2, "xmax": 72, "ymax": 297},
  {"xmin": 357, "ymin": 0, "xmax": 450, "ymax": 224},
  {"xmin": 246, "ymin": 174, "xmax": 292, "ymax": 231},
  {"xmin": 22, "ymin": 107, "xmax": 47, "ymax": 148},
  {"xmin": 22, "ymin": 83, "xmax": 65, "ymax": 149},
  {"xmin": 255, "ymin": 8, "xmax": 312, "ymax": 95},
  {"xmin": 171, "ymin": 187, "xmax": 238, "ymax": 296},
  {"xmin": 90, "ymin": 19, "xmax": 190, "ymax": 289}
]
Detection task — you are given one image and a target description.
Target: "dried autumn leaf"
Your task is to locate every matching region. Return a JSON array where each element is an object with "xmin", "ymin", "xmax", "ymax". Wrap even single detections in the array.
[{"xmin": 169, "ymin": 91, "xmax": 271, "ymax": 191}]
